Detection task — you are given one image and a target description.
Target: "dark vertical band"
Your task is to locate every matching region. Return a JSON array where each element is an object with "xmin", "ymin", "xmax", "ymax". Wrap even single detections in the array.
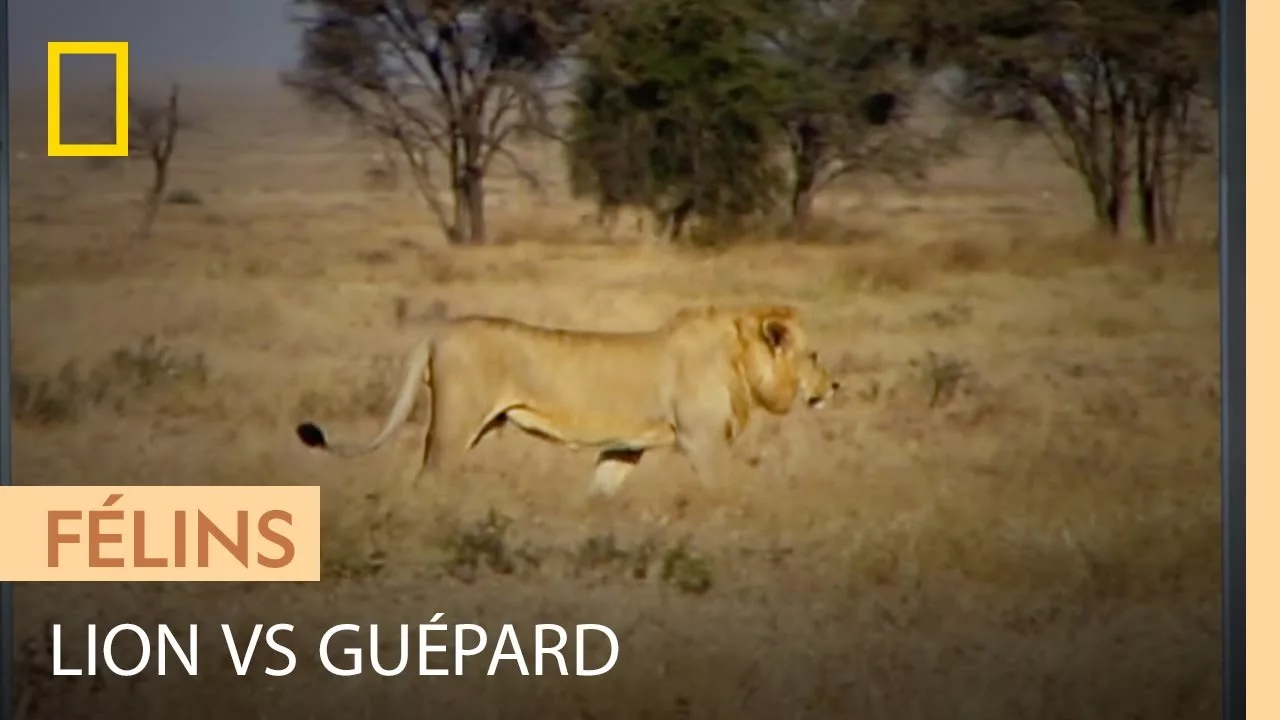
[
  {"xmin": 1220, "ymin": 0, "xmax": 1246, "ymax": 718},
  {"xmin": 0, "ymin": 0, "xmax": 14, "ymax": 718}
]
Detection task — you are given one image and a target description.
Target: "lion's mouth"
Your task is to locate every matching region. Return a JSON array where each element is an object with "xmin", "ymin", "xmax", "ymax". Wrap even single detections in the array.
[{"xmin": 806, "ymin": 383, "xmax": 839, "ymax": 409}]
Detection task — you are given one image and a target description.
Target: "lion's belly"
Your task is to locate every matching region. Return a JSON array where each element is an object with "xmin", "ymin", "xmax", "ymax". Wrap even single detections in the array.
[
  {"xmin": 483, "ymin": 334, "xmax": 679, "ymax": 451},
  {"xmin": 503, "ymin": 401, "xmax": 674, "ymax": 452},
  {"xmin": 559, "ymin": 413, "xmax": 675, "ymax": 450}
]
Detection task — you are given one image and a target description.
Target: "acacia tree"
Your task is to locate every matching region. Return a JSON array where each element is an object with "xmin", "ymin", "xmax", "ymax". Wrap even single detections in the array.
[
  {"xmin": 566, "ymin": 0, "xmax": 788, "ymax": 242},
  {"xmin": 903, "ymin": 0, "xmax": 1216, "ymax": 242},
  {"xmin": 285, "ymin": 0, "xmax": 582, "ymax": 245},
  {"xmin": 765, "ymin": 0, "xmax": 960, "ymax": 230},
  {"xmin": 1124, "ymin": 3, "xmax": 1216, "ymax": 244}
]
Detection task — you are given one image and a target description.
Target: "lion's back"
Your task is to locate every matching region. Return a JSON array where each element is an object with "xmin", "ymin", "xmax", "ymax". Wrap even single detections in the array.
[{"xmin": 436, "ymin": 311, "xmax": 732, "ymax": 420}]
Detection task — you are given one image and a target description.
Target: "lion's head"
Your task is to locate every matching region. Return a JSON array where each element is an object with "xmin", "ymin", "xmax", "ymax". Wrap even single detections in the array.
[{"xmin": 734, "ymin": 306, "xmax": 840, "ymax": 414}]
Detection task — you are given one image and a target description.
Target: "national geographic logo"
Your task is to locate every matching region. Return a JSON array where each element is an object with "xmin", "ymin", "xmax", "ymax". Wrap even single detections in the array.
[{"xmin": 46, "ymin": 41, "xmax": 130, "ymax": 157}]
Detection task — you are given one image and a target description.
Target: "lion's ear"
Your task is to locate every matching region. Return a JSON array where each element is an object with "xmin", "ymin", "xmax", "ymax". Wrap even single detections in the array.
[{"xmin": 760, "ymin": 317, "xmax": 790, "ymax": 350}]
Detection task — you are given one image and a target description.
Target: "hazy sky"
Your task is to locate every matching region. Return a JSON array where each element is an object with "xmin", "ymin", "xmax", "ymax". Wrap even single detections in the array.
[{"xmin": 10, "ymin": 0, "xmax": 299, "ymax": 86}]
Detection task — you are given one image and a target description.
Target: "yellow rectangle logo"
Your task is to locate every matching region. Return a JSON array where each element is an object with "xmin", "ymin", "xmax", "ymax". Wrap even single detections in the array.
[
  {"xmin": 0, "ymin": 486, "xmax": 321, "ymax": 581},
  {"xmin": 47, "ymin": 41, "xmax": 130, "ymax": 157}
]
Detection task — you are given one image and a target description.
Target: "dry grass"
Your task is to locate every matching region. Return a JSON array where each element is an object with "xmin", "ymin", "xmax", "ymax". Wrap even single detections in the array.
[{"xmin": 10, "ymin": 84, "xmax": 1220, "ymax": 719}]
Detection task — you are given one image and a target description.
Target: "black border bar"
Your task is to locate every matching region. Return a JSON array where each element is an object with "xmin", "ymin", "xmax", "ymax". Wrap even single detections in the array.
[
  {"xmin": 1, "ymin": 0, "xmax": 14, "ymax": 717},
  {"xmin": 1220, "ymin": 0, "xmax": 1245, "ymax": 718}
]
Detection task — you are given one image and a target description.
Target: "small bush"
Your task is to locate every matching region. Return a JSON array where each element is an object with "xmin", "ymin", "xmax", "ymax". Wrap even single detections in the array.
[
  {"xmin": 440, "ymin": 509, "xmax": 540, "ymax": 583},
  {"xmin": 12, "ymin": 364, "xmax": 85, "ymax": 425},
  {"xmin": 572, "ymin": 533, "xmax": 659, "ymax": 582},
  {"xmin": 660, "ymin": 538, "xmax": 714, "ymax": 595},
  {"xmin": 12, "ymin": 336, "xmax": 210, "ymax": 425},
  {"xmin": 164, "ymin": 188, "xmax": 204, "ymax": 205},
  {"xmin": 910, "ymin": 351, "xmax": 975, "ymax": 409}
]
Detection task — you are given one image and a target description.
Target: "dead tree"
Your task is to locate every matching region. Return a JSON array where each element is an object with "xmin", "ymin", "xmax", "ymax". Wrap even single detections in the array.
[{"xmin": 129, "ymin": 84, "xmax": 183, "ymax": 241}]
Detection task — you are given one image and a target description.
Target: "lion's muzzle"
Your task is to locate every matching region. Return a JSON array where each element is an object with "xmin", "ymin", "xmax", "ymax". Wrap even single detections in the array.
[{"xmin": 806, "ymin": 380, "xmax": 840, "ymax": 409}]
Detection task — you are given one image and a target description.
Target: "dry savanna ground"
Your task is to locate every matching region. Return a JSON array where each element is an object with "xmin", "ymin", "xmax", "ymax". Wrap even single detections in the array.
[{"xmin": 10, "ymin": 84, "xmax": 1221, "ymax": 718}]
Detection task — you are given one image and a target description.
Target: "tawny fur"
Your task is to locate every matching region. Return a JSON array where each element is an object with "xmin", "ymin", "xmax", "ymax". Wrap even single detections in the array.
[{"xmin": 295, "ymin": 304, "xmax": 840, "ymax": 496}]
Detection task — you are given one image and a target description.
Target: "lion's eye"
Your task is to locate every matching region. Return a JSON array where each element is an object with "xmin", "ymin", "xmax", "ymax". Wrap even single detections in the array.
[{"xmin": 810, "ymin": 351, "xmax": 819, "ymax": 361}]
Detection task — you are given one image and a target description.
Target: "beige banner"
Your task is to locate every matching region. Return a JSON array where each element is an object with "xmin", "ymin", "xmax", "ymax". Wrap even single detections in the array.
[
  {"xmin": 0, "ymin": 486, "xmax": 321, "ymax": 581},
  {"xmin": 1251, "ymin": 4, "xmax": 1274, "ymax": 719}
]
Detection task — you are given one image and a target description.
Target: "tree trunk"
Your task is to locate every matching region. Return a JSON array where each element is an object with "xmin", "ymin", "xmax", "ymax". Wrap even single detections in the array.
[
  {"xmin": 790, "ymin": 182, "xmax": 816, "ymax": 233},
  {"xmin": 1104, "ymin": 99, "xmax": 1128, "ymax": 238},
  {"xmin": 789, "ymin": 149, "xmax": 818, "ymax": 233},
  {"xmin": 1136, "ymin": 121, "xmax": 1158, "ymax": 246},
  {"xmin": 787, "ymin": 122, "xmax": 821, "ymax": 234},
  {"xmin": 1135, "ymin": 80, "xmax": 1178, "ymax": 246},
  {"xmin": 449, "ymin": 189, "xmax": 470, "ymax": 245},
  {"xmin": 1087, "ymin": 60, "xmax": 1130, "ymax": 240},
  {"xmin": 136, "ymin": 158, "xmax": 169, "ymax": 241},
  {"xmin": 448, "ymin": 122, "xmax": 488, "ymax": 246},
  {"xmin": 1152, "ymin": 86, "xmax": 1182, "ymax": 245},
  {"xmin": 665, "ymin": 196, "xmax": 695, "ymax": 241},
  {"xmin": 1085, "ymin": 166, "xmax": 1117, "ymax": 237},
  {"xmin": 1083, "ymin": 148, "xmax": 1126, "ymax": 238},
  {"xmin": 448, "ymin": 164, "xmax": 488, "ymax": 246},
  {"xmin": 460, "ymin": 166, "xmax": 486, "ymax": 245},
  {"xmin": 1148, "ymin": 145, "xmax": 1167, "ymax": 245}
]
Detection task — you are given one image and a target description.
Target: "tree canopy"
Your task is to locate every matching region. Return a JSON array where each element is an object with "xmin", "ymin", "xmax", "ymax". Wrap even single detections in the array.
[{"xmin": 284, "ymin": 0, "xmax": 1218, "ymax": 246}]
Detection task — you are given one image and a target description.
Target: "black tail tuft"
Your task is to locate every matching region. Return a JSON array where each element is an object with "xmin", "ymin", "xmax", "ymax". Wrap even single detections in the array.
[{"xmin": 296, "ymin": 422, "xmax": 327, "ymax": 449}]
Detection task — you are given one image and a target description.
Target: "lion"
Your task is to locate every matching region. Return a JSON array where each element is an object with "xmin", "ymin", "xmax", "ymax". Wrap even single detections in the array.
[{"xmin": 295, "ymin": 303, "xmax": 840, "ymax": 496}]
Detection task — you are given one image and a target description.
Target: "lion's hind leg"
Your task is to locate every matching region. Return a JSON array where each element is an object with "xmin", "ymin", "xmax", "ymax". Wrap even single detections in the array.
[
  {"xmin": 504, "ymin": 406, "xmax": 572, "ymax": 445},
  {"xmin": 589, "ymin": 448, "xmax": 646, "ymax": 497},
  {"xmin": 413, "ymin": 386, "xmax": 503, "ymax": 488}
]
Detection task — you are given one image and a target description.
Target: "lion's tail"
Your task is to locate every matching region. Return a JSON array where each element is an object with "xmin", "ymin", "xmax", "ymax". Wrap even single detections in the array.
[{"xmin": 295, "ymin": 333, "xmax": 436, "ymax": 458}]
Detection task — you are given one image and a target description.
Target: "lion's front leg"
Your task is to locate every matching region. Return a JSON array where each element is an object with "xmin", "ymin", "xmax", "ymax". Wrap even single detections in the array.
[
  {"xmin": 675, "ymin": 430, "xmax": 736, "ymax": 488},
  {"xmin": 671, "ymin": 385, "xmax": 742, "ymax": 488}
]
